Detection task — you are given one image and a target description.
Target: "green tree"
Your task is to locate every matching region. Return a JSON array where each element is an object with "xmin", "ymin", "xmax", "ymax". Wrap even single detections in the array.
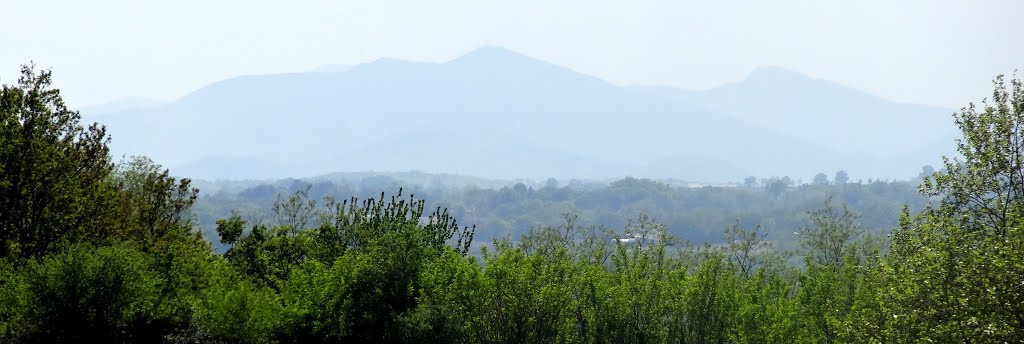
[
  {"xmin": 724, "ymin": 222, "xmax": 787, "ymax": 278},
  {"xmin": 109, "ymin": 156, "xmax": 200, "ymax": 249},
  {"xmin": 391, "ymin": 250, "xmax": 486, "ymax": 343},
  {"xmin": 11, "ymin": 243, "xmax": 161, "ymax": 343},
  {"xmin": 0, "ymin": 65, "xmax": 214, "ymax": 343},
  {"xmin": 885, "ymin": 74, "xmax": 1024, "ymax": 341},
  {"xmin": 192, "ymin": 257, "xmax": 284, "ymax": 344},
  {"xmin": 0, "ymin": 65, "xmax": 116, "ymax": 260},
  {"xmin": 475, "ymin": 246, "xmax": 576, "ymax": 344},
  {"xmin": 677, "ymin": 250, "xmax": 737, "ymax": 344},
  {"xmin": 214, "ymin": 188, "xmax": 476, "ymax": 342},
  {"xmin": 0, "ymin": 259, "xmax": 27, "ymax": 341},
  {"xmin": 799, "ymin": 199, "xmax": 863, "ymax": 270},
  {"xmin": 795, "ymin": 199, "xmax": 883, "ymax": 343}
]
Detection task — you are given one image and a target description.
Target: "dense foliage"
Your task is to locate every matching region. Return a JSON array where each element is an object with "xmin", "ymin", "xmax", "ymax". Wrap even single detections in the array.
[
  {"xmin": 195, "ymin": 173, "xmax": 929, "ymax": 251},
  {"xmin": 2, "ymin": 66, "xmax": 1022, "ymax": 343}
]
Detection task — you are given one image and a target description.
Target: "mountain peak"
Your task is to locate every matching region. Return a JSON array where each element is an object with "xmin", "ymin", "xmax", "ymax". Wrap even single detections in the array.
[
  {"xmin": 456, "ymin": 45, "xmax": 529, "ymax": 60},
  {"xmin": 444, "ymin": 45, "xmax": 600, "ymax": 83},
  {"xmin": 745, "ymin": 66, "xmax": 814, "ymax": 83},
  {"xmin": 449, "ymin": 46, "xmax": 554, "ymax": 68}
]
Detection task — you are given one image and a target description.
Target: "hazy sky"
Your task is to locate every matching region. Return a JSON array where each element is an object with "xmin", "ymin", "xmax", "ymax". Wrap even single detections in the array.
[{"xmin": 2, "ymin": 0, "xmax": 1021, "ymax": 109}]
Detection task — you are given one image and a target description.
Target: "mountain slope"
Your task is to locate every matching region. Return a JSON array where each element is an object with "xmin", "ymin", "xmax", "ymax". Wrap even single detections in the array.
[
  {"xmin": 95, "ymin": 47, "xmax": 950, "ymax": 181},
  {"xmin": 80, "ymin": 96, "xmax": 165, "ymax": 118},
  {"xmin": 635, "ymin": 66, "xmax": 955, "ymax": 159}
]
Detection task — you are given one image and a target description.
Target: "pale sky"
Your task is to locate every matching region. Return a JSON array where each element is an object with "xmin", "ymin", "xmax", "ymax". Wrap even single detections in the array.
[{"xmin": 1, "ymin": 0, "xmax": 1021, "ymax": 109}]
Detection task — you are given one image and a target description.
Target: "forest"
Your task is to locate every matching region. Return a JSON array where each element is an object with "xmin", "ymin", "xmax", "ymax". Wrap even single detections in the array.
[
  {"xmin": 2, "ymin": 65, "xmax": 1024, "ymax": 343},
  {"xmin": 194, "ymin": 172, "xmax": 930, "ymax": 253}
]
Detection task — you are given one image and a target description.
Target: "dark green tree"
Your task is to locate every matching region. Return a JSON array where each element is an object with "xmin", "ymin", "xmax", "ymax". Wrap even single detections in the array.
[
  {"xmin": 10, "ymin": 243, "xmax": 160, "ymax": 343},
  {"xmin": 0, "ymin": 65, "xmax": 115, "ymax": 260}
]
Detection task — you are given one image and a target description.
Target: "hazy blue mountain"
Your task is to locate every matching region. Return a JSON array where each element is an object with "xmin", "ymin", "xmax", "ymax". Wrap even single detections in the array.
[
  {"xmin": 635, "ymin": 154, "xmax": 751, "ymax": 182},
  {"xmin": 93, "ymin": 46, "xmax": 952, "ymax": 182},
  {"xmin": 80, "ymin": 96, "xmax": 165, "ymax": 118},
  {"xmin": 634, "ymin": 66, "xmax": 955, "ymax": 160},
  {"xmin": 309, "ymin": 64, "xmax": 351, "ymax": 73}
]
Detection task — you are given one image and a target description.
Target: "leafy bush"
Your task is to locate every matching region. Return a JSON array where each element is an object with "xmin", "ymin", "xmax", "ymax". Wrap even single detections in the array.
[{"xmin": 12, "ymin": 243, "xmax": 159, "ymax": 342}]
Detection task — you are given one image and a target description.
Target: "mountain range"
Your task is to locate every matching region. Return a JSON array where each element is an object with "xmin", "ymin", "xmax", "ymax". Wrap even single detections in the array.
[{"xmin": 82, "ymin": 46, "xmax": 958, "ymax": 182}]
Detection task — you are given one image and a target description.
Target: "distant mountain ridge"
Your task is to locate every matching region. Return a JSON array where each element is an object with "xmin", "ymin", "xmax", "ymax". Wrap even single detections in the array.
[
  {"xmin": 80, "ymin": 96, "xmax": 166, "ymax": 118},
  {"xmin": 94, "ymin": 46, "xmax": 955, "ymax": 182},
  {"xmin": 310, "ymin": 64, "xmax": 351, "ymax": 73},
  {"xmin": 634, "ymin": 66, "xmax": 957, "ymax": 158}
]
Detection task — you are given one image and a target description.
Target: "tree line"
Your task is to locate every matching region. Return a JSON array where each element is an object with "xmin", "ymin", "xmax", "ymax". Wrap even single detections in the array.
[
  {"xmin": 2, "ymin": 66, "xmax": 1023, "ymax": 343},
  {"xmin": 195, "ymin": 170, "xmax": 929, "ymax": 251}
]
